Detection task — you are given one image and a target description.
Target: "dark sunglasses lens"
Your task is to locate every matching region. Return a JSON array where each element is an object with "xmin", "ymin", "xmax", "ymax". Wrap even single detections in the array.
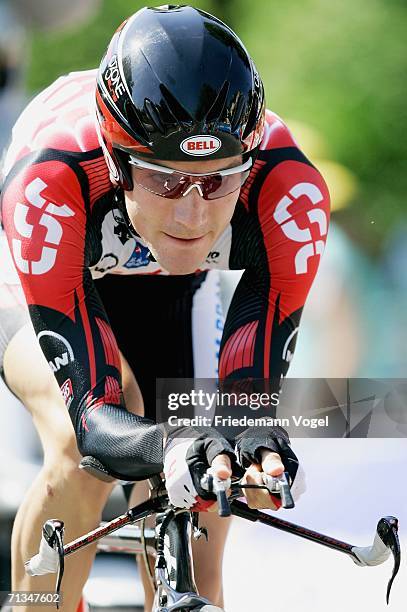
[
  {"xmin": 133, "ymin": 167, "xmax": 186, "ymax": 198},
  {"xmin": 132, "ymin": 165, "xmax": 251, "ymax": 200},
  {"xmin": 201, "ymin": 174, "xmax": 223, "ymax": 198},
  {"xmin": 205, "ymin": 170, "xmax": 251, "ymax": 200}
]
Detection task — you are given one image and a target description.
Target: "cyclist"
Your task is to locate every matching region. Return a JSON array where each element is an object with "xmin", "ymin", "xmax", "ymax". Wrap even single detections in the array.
[{"xmin": 0, "ymin": 5, "xmax": 330, "ymax": 611}]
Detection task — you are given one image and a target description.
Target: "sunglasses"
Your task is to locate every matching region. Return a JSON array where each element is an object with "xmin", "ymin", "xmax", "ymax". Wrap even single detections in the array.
[{"xmin": 128, "ymin": 156, "xmax": 252, "ymax": 200}]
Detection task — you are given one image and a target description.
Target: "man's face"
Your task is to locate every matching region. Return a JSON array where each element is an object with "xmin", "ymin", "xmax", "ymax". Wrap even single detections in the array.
[{"xmin": 124, "ymin": 155, "xmax": 242, "ymax": 275}]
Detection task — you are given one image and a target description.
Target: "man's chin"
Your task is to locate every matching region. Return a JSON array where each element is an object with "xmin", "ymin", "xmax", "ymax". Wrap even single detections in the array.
[
  {"xmin": 161, "ymin": 261, "xmax": 202, "ymax": 275},
  {"xmin": 154, "ymin": 253, "xmax": 205, "ymax": 275}
]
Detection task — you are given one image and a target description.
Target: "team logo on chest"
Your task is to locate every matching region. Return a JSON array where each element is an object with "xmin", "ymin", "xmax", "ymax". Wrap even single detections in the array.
[{"xmin": 124, "ymin": 239, "xmax": 150, "ymax": 269}]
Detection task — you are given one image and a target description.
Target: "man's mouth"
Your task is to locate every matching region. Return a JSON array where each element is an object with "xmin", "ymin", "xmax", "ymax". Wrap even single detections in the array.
[{"xmin": 163, "ymin": 232, "xmax": 207, "ymax": 244}]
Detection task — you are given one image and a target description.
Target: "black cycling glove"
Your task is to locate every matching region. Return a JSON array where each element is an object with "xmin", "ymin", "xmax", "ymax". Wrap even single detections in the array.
[{"xmin": 234, "ymin": 425, "xmax": 299, "ymax": 484}]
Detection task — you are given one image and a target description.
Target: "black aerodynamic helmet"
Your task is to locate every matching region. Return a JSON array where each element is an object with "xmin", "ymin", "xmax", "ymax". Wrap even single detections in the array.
[{"xmin": 95, "ymin": 5, "xmax": 265, "ymax": 190}]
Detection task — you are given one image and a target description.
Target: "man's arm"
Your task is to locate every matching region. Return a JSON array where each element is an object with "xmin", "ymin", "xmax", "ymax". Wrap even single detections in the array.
[
  {"xmin": 221, "ymin": 150, "xmax": 330, "ymax": 383},
  {"xmin": 219, "ymin": 149, "xmax": 330, "ymax": 470},
  {"xmin": 215, "ymin": 148, "xmax": 330, "ymax": 507},
  {"xmin": 1, "ymin": 155, "xmax": 163, "ymax": 480}
]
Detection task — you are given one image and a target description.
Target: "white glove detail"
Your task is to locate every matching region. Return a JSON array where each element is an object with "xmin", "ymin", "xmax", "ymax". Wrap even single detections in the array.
[{"xmin": 163, "ymin": 438, "xmax": 198, "ymax": 509}]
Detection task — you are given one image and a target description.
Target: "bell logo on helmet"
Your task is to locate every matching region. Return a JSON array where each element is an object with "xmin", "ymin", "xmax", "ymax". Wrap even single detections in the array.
[{"xmin": 180, "ymin": 136, "xmax": 221, "ymax": 157}]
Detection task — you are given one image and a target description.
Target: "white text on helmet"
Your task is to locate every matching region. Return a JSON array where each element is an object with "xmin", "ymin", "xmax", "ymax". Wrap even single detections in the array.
[{"xmin": 104, "ymin": 55, "xmax": 125, "ymax": 101}]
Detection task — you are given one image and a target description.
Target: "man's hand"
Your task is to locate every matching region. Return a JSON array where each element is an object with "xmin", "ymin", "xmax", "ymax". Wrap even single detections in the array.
[
  {"xmin": 163, "ymin": 429, "xmax": 235, "ymax": 511},
  {"xmin": 235, "ymin": 425, "xmax": 302, "ymax": 509},
  {"xmin": 242, "ymin": 449, "xmax": 285, "ymax": 510},
  {"xmin": 209, "ymin": 453, "xmax": 233, "ymax": 480}
]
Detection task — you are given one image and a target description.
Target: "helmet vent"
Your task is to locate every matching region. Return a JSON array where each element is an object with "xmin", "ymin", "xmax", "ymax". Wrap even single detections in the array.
[
  {"xmin": 153, "ymin": 5, "xmax": 183, "ymax": 12},
  {"xmin": 144, "ymin": 98, "xmax": 166, "ymax": 135},
  {"xmin": 242, "ymin": 93, "xmax": 259, "ymax": 140},
  {"xmin": 160, "ymin": 83, "xmax": 193, "ymax": 128},
  {"xmin": 205, "ymin": 80, "xmax": 230, "ymax": 126},
  {"xmin": 124, "ymin": 100, "xmax": 150, "ymax": 144},
  {"xmin": 230, "ymin": 93, "xmax": 247, "ymax": 134}
]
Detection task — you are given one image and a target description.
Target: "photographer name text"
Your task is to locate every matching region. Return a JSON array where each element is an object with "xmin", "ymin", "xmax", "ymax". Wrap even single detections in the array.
[{"xmin": 167, "ymin": 415, "xmax": 329, "ymax": 429}]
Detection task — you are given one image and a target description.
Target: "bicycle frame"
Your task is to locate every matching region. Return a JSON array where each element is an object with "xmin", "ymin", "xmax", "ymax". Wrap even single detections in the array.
[{"xmin": 62, "ymin": 480, "xmax": 215, "ymax": 611}]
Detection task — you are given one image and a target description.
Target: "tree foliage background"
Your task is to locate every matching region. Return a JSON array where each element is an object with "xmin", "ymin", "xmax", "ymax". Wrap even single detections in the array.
[{"xmin": 28, "ymin": 0, "xmax": 406, "ymax": 255}]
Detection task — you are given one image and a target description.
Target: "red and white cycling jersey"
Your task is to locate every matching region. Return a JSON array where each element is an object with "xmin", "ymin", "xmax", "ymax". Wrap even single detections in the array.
[{"xmin": 1, "ymin": 70, "xmax": 330, "ymax": 480}]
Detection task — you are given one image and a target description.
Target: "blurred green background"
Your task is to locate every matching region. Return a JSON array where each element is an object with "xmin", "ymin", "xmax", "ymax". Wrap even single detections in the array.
[{"xmin": 27, "ymin": 0, "xmax": 407, "ymax": 255}]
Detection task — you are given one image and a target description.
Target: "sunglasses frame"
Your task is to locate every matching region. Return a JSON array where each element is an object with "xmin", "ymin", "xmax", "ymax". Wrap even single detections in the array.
[{"xmin": 128, "ymin": 155, "xmax": 253, "ymax": 177}]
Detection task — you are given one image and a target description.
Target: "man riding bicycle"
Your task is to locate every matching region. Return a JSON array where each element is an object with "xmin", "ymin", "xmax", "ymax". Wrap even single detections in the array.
[{"xmin": 0, "ymin": 5, "xmax": 330, "ymax": 611}]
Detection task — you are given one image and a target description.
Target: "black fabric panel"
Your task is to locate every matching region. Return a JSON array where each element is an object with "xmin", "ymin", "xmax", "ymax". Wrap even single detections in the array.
[
  {"xmin": 95, "ymin": 272, "xmax": 207, "ymax": 420},
  {"xmin": 222, "ymin": 146, "xmax": 314, "ymax": 379},
  {"xmin": 224, "ymin": 199, "xmax": 271, "ymax": 369},
  {"xmin": 256, "ymin": 146, "xmax": 315, "ymax": 169}
]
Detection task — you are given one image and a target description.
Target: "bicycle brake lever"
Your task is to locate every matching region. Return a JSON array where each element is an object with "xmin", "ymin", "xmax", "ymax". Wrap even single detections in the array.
[
  {"xmin": 216, "ymin": 486, "xmax": 231, "ymax": 517},
  {"xmin": 200, "ymin": 473, "xmax": 231, "ymax": 517},
  {"xmin": 262, "ymin": 472, "xmax": 295, "ymax": 509},
  {"xmin": 378, "ymin": 517, "xmax": 401, "ymax": 604},
  {"xmin": 43, "ymin": 520, "xmax": 65, "ymax": 609}
]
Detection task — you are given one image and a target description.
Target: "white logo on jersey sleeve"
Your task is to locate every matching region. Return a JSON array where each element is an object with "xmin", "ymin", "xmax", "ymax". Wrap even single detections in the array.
[
  {"xmin": 12, "ymin": 178, "xmax": 75, "ymax": 275},
  {"xmin": 273, "ymin": 182, "xmax": 328, "ymax": 275}
]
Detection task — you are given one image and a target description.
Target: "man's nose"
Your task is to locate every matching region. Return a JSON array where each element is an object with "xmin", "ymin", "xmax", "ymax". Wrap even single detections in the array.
[{"xmin": 173, "ymin": 184, "xmax": 208, "ymax": 229}]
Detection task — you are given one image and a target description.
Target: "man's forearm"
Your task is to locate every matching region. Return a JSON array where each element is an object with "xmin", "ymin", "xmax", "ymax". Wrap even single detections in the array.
[{"xmin": 74, "ymin": 403, "xmax": 164, "ymax": 480}]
